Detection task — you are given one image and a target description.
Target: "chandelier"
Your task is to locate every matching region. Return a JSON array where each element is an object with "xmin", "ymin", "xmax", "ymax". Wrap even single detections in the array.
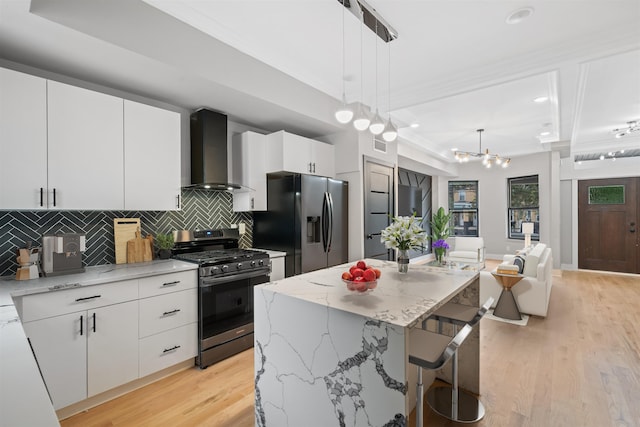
[
  {"xmin": 454, "ymin": 129, "xmax": 511, "ymax": 168},
  {"xmin": 613, "ymin": 120, "xmax": 639, "ymax": 138}
]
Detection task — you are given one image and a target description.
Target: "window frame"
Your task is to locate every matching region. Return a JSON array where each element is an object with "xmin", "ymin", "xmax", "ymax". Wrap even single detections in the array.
[
  {"xmin": 448, "ymin": 180, "xmax": 479, "ymax": 237},
  {"xmin": 507, "ymin": 175, "xmax": 540, "ymax": 241}
]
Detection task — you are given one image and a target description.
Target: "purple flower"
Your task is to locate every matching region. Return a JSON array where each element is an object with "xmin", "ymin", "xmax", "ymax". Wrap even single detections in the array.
[{"xmin": 432, "ymin": 239, "xmax": 450, "ymax": 250}]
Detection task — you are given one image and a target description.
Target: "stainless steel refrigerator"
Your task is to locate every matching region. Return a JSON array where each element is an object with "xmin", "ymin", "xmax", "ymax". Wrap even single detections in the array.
[{"xmin": 252, "ymin": 173, "xmax": 348, "ymax": 277}]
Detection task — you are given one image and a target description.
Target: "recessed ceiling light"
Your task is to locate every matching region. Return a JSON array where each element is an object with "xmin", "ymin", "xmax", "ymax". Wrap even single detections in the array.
[
  {"xmin": 410, "ymin": 123, "xmax": 420, "ymax": 128},
  {"xmin": 506, "ymin": 7, "xmax": 535, "ymax": 24},
  {"xmin": 451, "ymin": 148, "xmax": 458, "ymax": 152},
  {"xmin": 533, "ymin": 96, "xmax": 548, "ymax": 103},
  {"xmin": 540, "ymin": 131, "xmax": 551, "ymax": 136}
]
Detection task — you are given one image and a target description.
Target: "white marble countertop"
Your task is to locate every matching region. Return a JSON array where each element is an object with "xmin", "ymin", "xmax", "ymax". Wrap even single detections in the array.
[
  {"xmin": 258, "ymin": 259, "xmax": 478, "ymax": 328},
  {"xmin": 0, "ymin": 259, "xmax": 198, "ymax": 305},
  {"xmin": 253, "ymin": 248, "xmax": 286, "ymax": 258},
  {"xmin": 0, "ymin": 259, "xmax": 198, "ymax": 427}
]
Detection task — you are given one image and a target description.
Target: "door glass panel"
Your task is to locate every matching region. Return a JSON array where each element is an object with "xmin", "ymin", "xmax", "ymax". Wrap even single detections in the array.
[{"xmin": 588, "ymin": 185, "xmax": 625, "ymax": 204}]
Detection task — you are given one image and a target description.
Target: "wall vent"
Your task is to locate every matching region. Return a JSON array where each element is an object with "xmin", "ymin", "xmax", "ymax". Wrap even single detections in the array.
[{"xmin": 373, "ymin": 138, "xmax": 387, "ymax": 153}]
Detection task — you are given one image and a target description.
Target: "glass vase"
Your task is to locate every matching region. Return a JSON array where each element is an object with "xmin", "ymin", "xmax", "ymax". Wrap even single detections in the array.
[{"xmin": 397, "ymin": 249, "xmax": 409, "ymax": 273}]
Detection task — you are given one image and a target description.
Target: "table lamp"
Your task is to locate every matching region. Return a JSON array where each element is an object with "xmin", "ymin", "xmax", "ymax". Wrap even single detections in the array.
[{"xmin": 522, "ymin": 222, "xmax": 534, "ymax": 249}]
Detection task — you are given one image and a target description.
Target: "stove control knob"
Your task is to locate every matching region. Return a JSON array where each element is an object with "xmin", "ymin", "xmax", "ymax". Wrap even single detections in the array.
[
  {"xmin": 211, "ymin": 266, "xmax": 219, "ymax": 275},
  {"xmin": 250, "ymin": 260, "xmax": 256, "ymax": 267},
  {"xmin": 258, "ymin": 259, "xmax": 264, "ymax": 266},
  {"xmin": 221, "ymin": 265, "xmax": 228, "ymax": 273},
  {"xmin": 237, "ymin": 263, "xmax": 243, "ymax": 270}
]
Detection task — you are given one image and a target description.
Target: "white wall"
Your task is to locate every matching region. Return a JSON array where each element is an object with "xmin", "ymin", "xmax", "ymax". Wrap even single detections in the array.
[{"xmin": 442, "ymin": 152, "xmax": 554, "ymax": 261}]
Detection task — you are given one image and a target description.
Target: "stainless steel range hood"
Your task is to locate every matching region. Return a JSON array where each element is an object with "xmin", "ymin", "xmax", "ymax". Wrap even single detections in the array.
[{"xmin": 186, "ymin": 109, "xmax": 241, "ymax": 190}]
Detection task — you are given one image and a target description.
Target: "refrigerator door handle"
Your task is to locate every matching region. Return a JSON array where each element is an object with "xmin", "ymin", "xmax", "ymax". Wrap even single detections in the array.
[
  {"xmin": 321, "ymin": 191, "xmax": 329, "ymax": 253},
  {"xmin": 327, "ymin": 192, "xmax": 334, "ymax": 253}
]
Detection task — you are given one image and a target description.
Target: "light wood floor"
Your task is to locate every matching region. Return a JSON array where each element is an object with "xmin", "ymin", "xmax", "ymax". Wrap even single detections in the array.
[{"xmin": 62, "ymin": 265, "xmax": 640, "ymax": 427}]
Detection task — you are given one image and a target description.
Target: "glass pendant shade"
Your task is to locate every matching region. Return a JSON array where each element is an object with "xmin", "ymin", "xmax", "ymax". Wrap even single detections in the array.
[
  {"xmin": 335, "ymin": 97, "xmax": 353, "ymax": 124},
  {"xmin": 382, "ymin": 119, "xmax": 398, "ymax": 142},
  {"xmin": 353, "ymin": 105, "xmax": 371, "ymax": 131},
  {"xmin": 369, "ymin": 110, "xmax": 385, "ymax": 135}
]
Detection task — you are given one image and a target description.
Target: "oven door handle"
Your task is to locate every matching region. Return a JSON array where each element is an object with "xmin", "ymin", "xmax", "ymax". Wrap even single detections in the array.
[{"xmin": 200, "ymin": 268, "xmax": 270, "ymax": 287}]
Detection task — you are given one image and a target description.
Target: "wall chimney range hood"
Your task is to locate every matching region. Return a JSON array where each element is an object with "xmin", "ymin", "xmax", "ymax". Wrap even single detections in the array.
[{"xmin": 186, "ymin": 109, "xmax": 241, "ymax": 190}]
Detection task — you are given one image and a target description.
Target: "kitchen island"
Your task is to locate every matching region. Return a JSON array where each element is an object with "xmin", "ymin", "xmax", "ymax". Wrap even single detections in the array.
[{"xmin": 254, "ymin": 259, "xmax": 480, "ymax": 427}]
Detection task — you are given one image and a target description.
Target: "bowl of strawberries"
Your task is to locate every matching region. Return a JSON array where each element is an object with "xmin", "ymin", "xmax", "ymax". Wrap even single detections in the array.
[{"xmin": 341, "ymin": 260, "xmax": 381, "ymax": 293}]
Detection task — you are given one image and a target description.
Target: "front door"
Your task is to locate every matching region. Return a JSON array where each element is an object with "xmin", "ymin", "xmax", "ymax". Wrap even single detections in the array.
[
  {"xmin": 364, "ymin": 160, "xmax": 394, "ymax": 260},
  {"xmin": 578, "ymin": 177, "xmax": 640, "ymax": 273}
]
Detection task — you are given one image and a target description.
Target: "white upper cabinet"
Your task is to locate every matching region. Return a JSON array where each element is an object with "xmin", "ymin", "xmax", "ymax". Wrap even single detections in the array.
[
  {"xmin": 232, "ymin": 131, "xmax": 268, "ymax": 211},
  {"xmin": 124, "ymin": 100, "xmax": 181, "ymax": 211},
  {"xmin": 1, "ymin": 66, "xmax": 184, "ymax": 211},
  {"xmin": 266, "ymin": 130, "xmax": 335, "ymax": 178},
  {"xmin": 47, "ymin": 80, "xmax": 124, "ymax": 210},
  {"xmin": 0, "ymin": 68, "xmax": 48, "ymax": 209}
]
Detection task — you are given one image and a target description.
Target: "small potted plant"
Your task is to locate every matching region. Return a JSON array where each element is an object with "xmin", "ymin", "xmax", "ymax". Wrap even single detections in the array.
[{"xmin": 155, "ymin": 232, "xmax": 174, "ymax": 260}]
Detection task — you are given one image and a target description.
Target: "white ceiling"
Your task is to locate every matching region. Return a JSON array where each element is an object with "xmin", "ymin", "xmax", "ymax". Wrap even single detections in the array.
[{"xmin": 1, "ymin": 0, "xmax": 639, "ymax": 167}]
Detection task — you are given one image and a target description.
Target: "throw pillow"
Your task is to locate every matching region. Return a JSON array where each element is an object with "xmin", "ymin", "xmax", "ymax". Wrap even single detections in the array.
[{"xmin": 513, "ymin": 255, "xmax": 525, "ymax": 274}]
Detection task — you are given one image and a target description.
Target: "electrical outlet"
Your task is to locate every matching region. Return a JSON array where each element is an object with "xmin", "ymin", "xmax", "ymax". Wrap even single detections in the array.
[{"xmin": 239, "ymin": 223, "xmax": 246, "ymax": 235}]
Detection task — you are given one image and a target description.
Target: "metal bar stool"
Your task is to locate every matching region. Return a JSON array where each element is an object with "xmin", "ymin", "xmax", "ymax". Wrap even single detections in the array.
[
  {"xmin": 409, "ymin": 324, "xmax": 473, "ymax": 427},
  {"xmin": 421, "ymin": 297, "xmax": 494, "ymax": 424}
]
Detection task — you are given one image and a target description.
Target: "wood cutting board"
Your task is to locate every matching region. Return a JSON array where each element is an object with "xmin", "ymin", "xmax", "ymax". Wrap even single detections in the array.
[
  {"xmin": 114, "ymin": 218, "xmax": 140, "ymax": 264},
  {"xmin": 127, "ymin": 230, "xmax": 153, "ymax": 263}
]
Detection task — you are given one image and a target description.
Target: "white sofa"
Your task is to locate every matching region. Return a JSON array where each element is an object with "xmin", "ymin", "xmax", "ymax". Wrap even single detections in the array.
[
  {"xmin": 447, "ymin": 237, "xmax": 485, "ymax": 269},
  {"xmin": 480, "ymin": 243, "xmax": 553, "ymax": 317}
]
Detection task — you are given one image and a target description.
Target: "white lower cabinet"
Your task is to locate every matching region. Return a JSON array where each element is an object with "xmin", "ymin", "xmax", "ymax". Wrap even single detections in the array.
[
  {"xmin": 22, "ymin": 312, "xmax": 87, "ymax": 409},
  {"xmin": 270, "ymin": 255, "xmax": 285, "ymax": 281},
  {"xmin": 21, "ymin": 270, "xmax": 198, "ymax": 410},
  {"xmin": 22, "ymin": 300, "xmax": 138, "ymax": 409},
  {"xmin": 87, "ymin": 301, "xmax": 139, "ymax": 397},
  {"xmin": 139, "ymin": 322, "xmax": 197, "ymax": 378}
]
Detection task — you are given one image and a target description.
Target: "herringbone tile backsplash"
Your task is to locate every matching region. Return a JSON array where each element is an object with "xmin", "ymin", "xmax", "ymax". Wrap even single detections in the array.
[{"xmin": 0, "ymin": 190, "xmax": 252, "ymax": 277}]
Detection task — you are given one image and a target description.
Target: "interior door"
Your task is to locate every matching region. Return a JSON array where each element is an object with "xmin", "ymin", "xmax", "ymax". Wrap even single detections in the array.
[
  {"xmin": 578, "ymin": 177, "xmax": 639, "ymax": 273},
  {"xmin": 364, "ymin": 160, "xmax": 394, "ymax": 260}
]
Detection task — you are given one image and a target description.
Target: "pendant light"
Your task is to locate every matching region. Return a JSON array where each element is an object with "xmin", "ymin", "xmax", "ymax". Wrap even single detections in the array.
[
  {"xmin": 369, "ymin": 20, "xmax": 385, "ymax": 135},
  {"xmin": 352, "ymin": 8, "xmax": 370, "ymax": 131},
  {"xmin": 382, "ymin": 40, "xmax": 398, "ymax": 142},
  {"xmin": 334, "ymin": 1, "xmax": 353, "ymax": 124}
]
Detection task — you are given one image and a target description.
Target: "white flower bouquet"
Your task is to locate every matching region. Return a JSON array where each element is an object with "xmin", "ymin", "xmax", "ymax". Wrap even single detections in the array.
[{"xmin": 380, "ymin": 215, "xmax": 428, "ymax": 251}]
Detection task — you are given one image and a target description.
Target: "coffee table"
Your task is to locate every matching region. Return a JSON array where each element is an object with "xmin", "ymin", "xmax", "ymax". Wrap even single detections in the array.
[
  {"xmin": 490, "ymin": 271, "xmax": 524, "ymax": 320},
  {"xmin": 425, "ymin": 260, "xmax": 470, "ymax": 270}
]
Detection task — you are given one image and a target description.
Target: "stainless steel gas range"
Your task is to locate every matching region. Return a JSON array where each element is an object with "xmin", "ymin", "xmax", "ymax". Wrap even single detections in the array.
[{"xmin": 172, "ymin": 228, "xmax": 270, "ymax": 369}]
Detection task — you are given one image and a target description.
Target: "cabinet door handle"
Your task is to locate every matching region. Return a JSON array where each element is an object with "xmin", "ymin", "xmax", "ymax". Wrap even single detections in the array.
[
  {"xmin": 308, "ymin": 162, "xmax": 312, "ymax": 173},
  {"xmin": 176, "ymin": 194, "xmax": 181, "ymax": 209},
  {"xmin": 80, "ymin": 314, "xmax": 83, "ymax": 336},
  {"xmin": 163, "ymin": 345, "xmax": 181, "ymax": 353},
  {"xmin": 75, "ymin": 295, "xmax": 101, "ymax": 302},
  {"xmin": 52, "ymin": 188, "xmax": 57, "ymax": 207},
  {"xmin": 162, "ymin": 281, "xmax": 180, "ymax": 287},
  {"xmin": 162, "ymin": 309, "xmax": 181, "ymax": 316},
  {"xmin": 312, "ymin": 163, "xmax": 316, "ymax": 173},
  {"xmin": 92, "ymin": 312, "xmax": 96, "ymax": 333},
  {"xmin": 40, "ymin": 188, "xmax": 44, "ymax": 207},
  {"xmin": 251, "ymin": 197, "xmax": 254, "ymax": 209}
]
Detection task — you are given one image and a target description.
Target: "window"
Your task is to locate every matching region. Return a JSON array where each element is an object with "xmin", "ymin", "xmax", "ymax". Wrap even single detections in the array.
[
  {"xmin": 508, "ymin": 175, "xmax": 539, "ymax": 240},
  {"xmin": 448, "ymin": 181, "xmax": 478, "ymax": 236}
]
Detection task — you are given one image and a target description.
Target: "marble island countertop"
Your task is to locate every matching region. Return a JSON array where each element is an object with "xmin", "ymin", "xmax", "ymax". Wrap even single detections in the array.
[{"xmin": 260, "ymin": 259, "xmax": 478, "ymax": 328}]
